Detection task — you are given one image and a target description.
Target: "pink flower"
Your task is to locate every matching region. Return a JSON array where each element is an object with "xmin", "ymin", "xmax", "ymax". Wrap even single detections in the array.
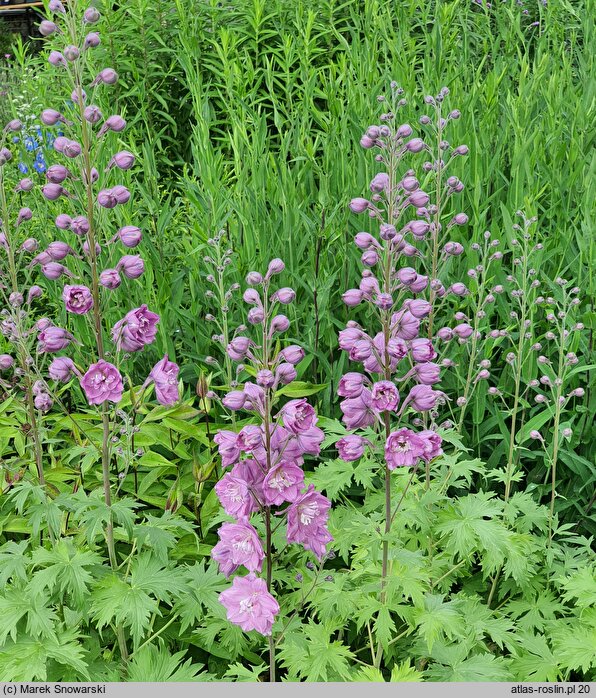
[
  {"xmin": 385, "ymin": 428, "xmax": 426, "ymax": 469},
  {"xmin": 111, "ymin": 304, "xmax": 159, "ymax": 352},
  {"xmin": 37, "ymin": 326, "xmax": 75, "ymax": 353},
  {"xmin": 371, "ymin": 380, "xmax": 400, "ymax": 412},
  {"xmin": 62, "ymin": 284, "xmax": 94, "ymax": 315},
  {"xmin": 391, "ymin": 309, "xmax": 420, "ymax": 340},
  {"xmin": 148, "ymin": 354, "xmax": 179, "ymax": 405},
  {"xmin": 214, "ymin": 472, "xmax": 257, "ymax": 520},
  {"xmin": 286, "ymin": 485, "xmax": 333, "ymax": 559},
  {"xmin": 410, "ymin": 338, "xmax": 437, "ymax": 362},
  {"xmin": 48, "ymin": 356, "xmax": 77, "ymax": 381},
  {"xmin": 340, "ymin": 388, "xmax": 376, "ymax": 430},
  {"xmin": 404, "ymin": 384, "xmax": 445, "ymax": 412},
  {"xmin": 262, "ymin": 460, "xmax": 305, "ymax": 505},
  {"xmin": 214, "ymin": 430, "xmax": 241, "ymax": 467},
  {"xmin": 211, "ymin": 522, "xmax": 264, "ymax": 577},
  {"xmin": 80, "ymin": 360, "xmax": 123, "ymax": 405},
  {"xmin": 219, "ymin": 573, "xmax": 279, "ymax": 636},
  {"xmin": 231, "ymin": 459, "xmax": 266, "ymax": 505},
  {"xmin": 338, "ymin": 372, "xmax": 366, "ymax": 398},
  {"xmin": 419, "ymin": 430, "xmax": 443, "ymax": 462},
  {"xmin": 414, "ymin": 362, "xmax": 441, "ymax": 385},
  {"xmin": 337, "ymin": 435, "xmax": 366, "ymax": 461},
  {"xmin": 280, "ymin": 398, "xmax": 317, "ymax": 434},
  {"xmin": 237, "ymin": 425, "xmax": 262, "ymax": 453}
]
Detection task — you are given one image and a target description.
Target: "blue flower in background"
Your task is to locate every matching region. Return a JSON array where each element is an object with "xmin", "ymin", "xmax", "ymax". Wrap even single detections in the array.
[
  {"xmin": 18, "ymin": 162, "xmax": 29, "ymax": 174},
  {"xmin": 24, "ymin": 136, "xmax": 38, "ymax": 152},
  {"xmin": 12, "ymin": 136, "xmax": 20, "ymax": 144}
]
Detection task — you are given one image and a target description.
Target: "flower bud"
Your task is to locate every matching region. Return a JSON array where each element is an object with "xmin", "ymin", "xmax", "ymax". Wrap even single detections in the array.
[
  {"xmin": 450, "ymin": 282, "xmax": 469, "ymax": 296},
  {"xmin": 266, "ymin": 258, "xmax": 285, "ymax": 277},
  {"xmin": 112, "ymin": 185, "xmax": 131, "ymax": 204},
  {"xmin": 9, "ymin": 292, "xmax": 23, "ymax": 307},
  {"xmin": 117, "ymin": 255, "xmax": 144, "ymax": 279},
  {"xmin": 116, "ymin": 226, "xmax": 142, "ymax": 248},
  {"xmin": 0, "ymin": 147, "xmax": 12, "ymax": 165},
  {"xmin": 270, "ymin": 314, "xmax": 290, "ymax": 333},
  {"xmin": 222, "ymin": 390, "xmax": 246, "ymax": 410},
  {"xmin": 47, "ymin": 241, "xmax": 73, "ymax": 260},
  {"xmin": 274, "ymin": 287, "xmax": 295, "ymax": 304},
  {"xmin": 396, "ymin": 124, "xmax": 413, "ymax": 138},
  {"xmin": 84, "ymin": 105, "xmax": 103, "ymax": 123},
  {"xmin": 49, "ymin": 357, "xmax": 76, "ymax": 381},
  {"xmin": 409, "ymin": 220, "xmax": 430, "ymax": 238},
  {"xmin": 49, "ymin": 0, "xmax": 65, "ymax": 11},
  {"xmin": 28, "ymin": 286, "xmax": 43, "ymax": 301},
  {"xmin": 280, "ymin": 345, "xmax": 304, "ymax": 365},
  {"xmin": 63, "ymin": 140, "xmax": 82, "ymax": 158},
  {"xmin": 349, "ymin": 197, "xmax": 370, "ymax": 213},
  {"xmin": 84, "ymin": 32, "xmax": 101, "ymax": 49},
  {"xmin": 16, "ymin": 207, "xmax": 32, "ymax": 226},
  {"xmin": 84, "ymin": 6, "xmax": 101, "ymax": 23},
  {"xmin": 453, "ymin": 323, "xmax": 473, "ymax": 339},
  {"xmin": 21, "ymin": 238, "xmax": 38, "ymax": 252},
  {"xmin": 39, "ymin": 20, "xmax": 58, "ymax": 36},
  {"xmin": 244, "ymin": 272, "xmax": 262, "ymax": 287},
  {"xmin": 64, "ymin": 45, "xmax": 80, "ymax": 62},
  {"xmin": 48, "ymin": 51, "xmax": 67, "ymax": 67},
  {"xmin": 70, "ymin": 216, "xmax": 89, "ymax": 235},
  {"xmin": 93, "ymin": 68, "xmax": 118, "ymax": 85},
  {"xmin": 100, "ymin": 268, "xmax": 121, "ymax": 289},
  {"xmin": 41, "ymin": 183, "xmax": 66, "ymax": 201},
  {"xmin": 453, "ymin": 213, "xmax": 469, "ymax": 225},
  {"xmin": 342, "ymin": 289, "xmax": 363, "ymax": 307},
  {"xmin": 46, "ymin": 164, "xmax": 69, "ymax": 183},
  {"xmin": 0, "ymin": 354, "xmax": 14, "ymax": 371},
  {"xmin": 530, "ymin": 430, "xmax": 543, "ymax": 440},
  {"xmin": 247, "ymin": 307, "xmax": 264, "ymax": 324},
  {"xmin": 256, "ymin": 369, "xmax": 275, "ymax": 388},
  {"xmin": 110, "ymin": 150, "xmax": 135, "ymax": 170},
  {"xmin": 41, "ymin": 262, "xmax": 70, "ymax": 280},
  {"xmin": 409, "ymin": 190, "xmax": 429, "ymax": 207},
  {"xmin": 354, "ymin": 232, "xmax": 375, "ymax": 249},
  {"xmin": 97, "ymin": 189, "xmax": 117, "ymax": 208},
  {"xmin": 97, "ymin": 115, "xmax": 126, "ymax": 138},
  {"xmin": 410, "ymin": 275, "xmax": 428, "ymax": 293},
  {"xmin": 405, "ymin": 138, "xmax": 425, "ymax": 152}
]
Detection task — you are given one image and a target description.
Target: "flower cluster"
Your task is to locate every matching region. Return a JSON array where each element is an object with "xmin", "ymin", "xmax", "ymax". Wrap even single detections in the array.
[
  {"xmin": 339, "ymin": 84, "xmax": 454, "ymax": 474},
  {"xmin": 211, "ymin": 259, "xmax": 332, "ymax": 636},
  {"xmin": 37, "ymin": 0, "xmax": 179, "ymax": 408}
]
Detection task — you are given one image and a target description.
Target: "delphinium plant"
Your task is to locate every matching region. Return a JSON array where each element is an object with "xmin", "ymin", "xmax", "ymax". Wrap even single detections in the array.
[
  {"xmin": 32, "ymin": 0, "xmax": 181, "ymax": 658},
  {"xmin": 337, "ymin": 83, "xmax": 474, "ymax": 667},
  {"xmin": 211, "ymin": 258, "xmax": 332, "ymax": 681},
  {"xmin": 0, "ymin": 118, "xmax": 49, "ymax": 490},
  {"xmin": 479, "ymin": 214, "xmax": 587, "ymax": 542}
]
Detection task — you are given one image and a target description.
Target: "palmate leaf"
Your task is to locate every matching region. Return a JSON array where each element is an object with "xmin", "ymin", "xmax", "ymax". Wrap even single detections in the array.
[
  {"xmin": 390, "ymin": 661, "xmax": 424, "ymax": 682},
  {"xmin": 175, "ymin": 561, "xmax": 227, "ymax": 632},
  {"xmin": 308, "ymin": 458, "xmax": 354, "ymax": 500},
  {"xmin": 0, "ymin": 629, "xmax": 89, "ymax": 682},
  {"xmin": 0, "ymin": 585, "xmax": 58, "ymax": 645},
  {"xmin": 127, "ymin": 645, "xmax": 206, "ymax": 682},
  {"xmin": 0, "ymin": 540, "xmax": 30, "ymax": 585},
  {"xmin": 29, "ymin": 539, "xmax": 103, "ymax": 605},
  {"xmin": 278, "ymin": 620, "xmax": 354, "ymax": 681},
  {"xmin": 413, "ymin": 594, "xmax": 466, "ymax": 653},
  {"xmin": 510, "ymin": 633, "xmax": 559, "ymax": 681},
  {"xmin": 558, "ymin": 565, "xmax": 596, "ymax": 610},
  {"xmin": 222, "ymin": 662, "xmax": 267, "ymax": 682},
  {"xmin": 551, "ymin": 622, "xmax": 596, "ymax": 674},
  {"xmin": 427, "ymin": 653, "xmax": 512, "ymax": 681}
]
